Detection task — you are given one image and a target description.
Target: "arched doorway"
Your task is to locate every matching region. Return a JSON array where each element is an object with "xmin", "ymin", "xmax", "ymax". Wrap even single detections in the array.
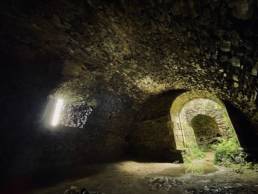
[
  {"xmin": 170, "ymin": 91, "xmax": 239, "ymax": 152},
  {"xmin": 191, "ymin": 114, "xmax": 221, "ymax": 149}
]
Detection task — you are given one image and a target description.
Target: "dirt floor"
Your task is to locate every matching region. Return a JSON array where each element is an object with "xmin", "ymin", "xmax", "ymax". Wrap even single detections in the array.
[{"xmin": 31, "ymin": 157, "xmax": 258, "ymax": 194}]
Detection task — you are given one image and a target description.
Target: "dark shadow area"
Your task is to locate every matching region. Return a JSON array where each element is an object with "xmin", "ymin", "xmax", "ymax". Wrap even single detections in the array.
[
  {"xmin": 225, "ymin": 101, "xmax": 258, "ymax": 161},
  {"xmin": 0, "ymin": 48, "xmax": 64, "ymax": 193},
  {"xmin": 124, "ymin": 149, "xmax": 183, "ymax": 163},
  {"xmin": 0, "ymin": 162, "xmax": 107, "ymax": 194},
  {"xmin": 191, "ymin": 114, "xmax": 221, "ymax": 149},
  {"xmin": 127, "ymin": 90, "xmax": 187, "ymax": 163},
  {"xmin": 135, "ymin": 89, "xmax": 188, "ymax": 122},
  {"xmin": 0, "ymin": 125, "xmax": 126, "ymax": 194}
]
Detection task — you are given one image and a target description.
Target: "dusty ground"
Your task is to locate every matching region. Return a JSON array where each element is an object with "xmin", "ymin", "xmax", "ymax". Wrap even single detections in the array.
[{"xmin": 31, "ymin": 158, "xmax": 258, "ymax": 194}]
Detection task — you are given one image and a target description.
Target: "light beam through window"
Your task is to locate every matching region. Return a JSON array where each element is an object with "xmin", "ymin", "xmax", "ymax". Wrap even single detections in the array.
[{"xmin": 51, "ymin": 98, "xmax": 64, "ymax": 127}]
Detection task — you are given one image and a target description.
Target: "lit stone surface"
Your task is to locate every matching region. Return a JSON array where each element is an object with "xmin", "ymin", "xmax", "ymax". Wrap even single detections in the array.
[
  {"xmin": 61, "ymin": 102, "xmax": 93, "ymax": 128},
  {"xmin": 171, "ymin": 91, "xmax": 238, "ymax": 150}
]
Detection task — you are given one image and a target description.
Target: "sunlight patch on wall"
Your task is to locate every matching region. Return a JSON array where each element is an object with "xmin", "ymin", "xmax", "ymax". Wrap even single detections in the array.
[{"xmin": 135, "ymin": 76, "xmax": 168, "ymax": 94}]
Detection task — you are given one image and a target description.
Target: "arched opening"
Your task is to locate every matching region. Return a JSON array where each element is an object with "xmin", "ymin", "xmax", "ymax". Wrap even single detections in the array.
[
  {"xmin": 170, "ymin": 91, "xmax": 242, "ymax": 165},
  {"xmin": 191, "ymin": 114, "xmax": 221, "ymax": 149}
]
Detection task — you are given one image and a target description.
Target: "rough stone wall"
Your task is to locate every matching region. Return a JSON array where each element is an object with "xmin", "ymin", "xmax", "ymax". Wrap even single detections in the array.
[
  {"xmin": 1, "ymin": 0, "xmax": 258, "ymax": 177},
  {"xmin": 129, "ymin": 116, "xmax": 177, "ymax": 161},
  {"xmin": 61, "ymin": 102, "xmax": 93, "ymax": 128},
  {"xmin": 181, "ymin": 99, "xmax": 230, "ymax": 134},
  {"xmin": 178, "ymin": 98, "xmax": 235, "ymax": 148},
  {"xmin": 2, "ymin": 0, "xmax": 258, "ymax": 111},
  {"xmin": 128, "ymin": 90, "xmax": 184, "ymax": 161}
]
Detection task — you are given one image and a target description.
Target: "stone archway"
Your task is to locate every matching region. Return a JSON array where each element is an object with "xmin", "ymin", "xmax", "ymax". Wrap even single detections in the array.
[{"xmin": 170, "ymin": 91, "xmax": 238, "ymax": 150}]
